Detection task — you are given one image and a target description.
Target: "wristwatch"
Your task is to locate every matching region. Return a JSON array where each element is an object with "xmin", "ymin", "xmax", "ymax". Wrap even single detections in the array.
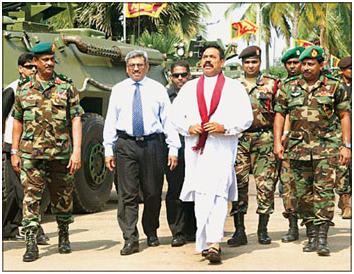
[
  {"xmin": 343, "ymin": 142, "xmax": 351, "ymax": 149},
  {"xmin": 10, "ymin": 148, "xmax": 18, "ymax": 155}
]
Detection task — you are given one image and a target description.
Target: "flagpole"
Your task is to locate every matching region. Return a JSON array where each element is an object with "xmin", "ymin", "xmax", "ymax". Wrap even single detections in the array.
[{"xmin": 123, "ymin": 3, "xmax": 126, "ymax": 42}]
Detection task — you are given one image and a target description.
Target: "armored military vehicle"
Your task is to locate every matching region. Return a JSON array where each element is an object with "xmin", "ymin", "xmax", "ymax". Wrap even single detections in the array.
[{"xmin": 2, "ymin": 3, "xmax": 168, "ymax": 213}]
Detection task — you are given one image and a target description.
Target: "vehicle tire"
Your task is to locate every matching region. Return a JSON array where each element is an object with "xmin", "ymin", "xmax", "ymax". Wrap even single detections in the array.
[{"xmin": 73, "ymin": 113, "xmax": 114, "ymax": 213}]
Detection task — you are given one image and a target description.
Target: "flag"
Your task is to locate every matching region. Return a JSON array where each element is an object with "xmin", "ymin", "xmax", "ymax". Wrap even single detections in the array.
[
  {"xmin": 126, "ymin": 3, "xmax": 167, "ymax": 18},
  {"xmin": 329, "ymin": 54, "xmax": 340, "ymax": 67},
  {"xmin": 231, "ymin": 19, "xmax": 258, "ymax": 40},
  {"xmin": 294, "ymin": 39, "xmax": 314, "ymax": 48}
]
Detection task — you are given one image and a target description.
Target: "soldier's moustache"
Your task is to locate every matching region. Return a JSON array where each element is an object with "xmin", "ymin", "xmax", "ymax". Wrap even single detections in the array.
[{"xmin": 203, "ymin": 62, "xmax": 213, "ymax": 68}]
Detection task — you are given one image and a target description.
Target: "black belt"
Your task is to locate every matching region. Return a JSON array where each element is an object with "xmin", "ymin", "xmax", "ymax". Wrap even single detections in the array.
[
  {"xmin": 245, "ymin": 127, "xmax": 272, "ymax": 133},
  {"xmin": 117, "ymin": 130, "xmax": 161, "ymax": 142}
]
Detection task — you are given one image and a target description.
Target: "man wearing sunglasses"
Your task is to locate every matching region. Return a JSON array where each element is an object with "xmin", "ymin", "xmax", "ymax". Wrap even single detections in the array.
[
  {"xmin": 3, "ymin": 52, "xmax": 49, "ymax": 245},
  {"xmin": 165, "ymin": 60, "xmax": 197, "ymax": 247},
  {"xmin": 11, "ymin": 42, "xmax": 84, "ymax": 262}
]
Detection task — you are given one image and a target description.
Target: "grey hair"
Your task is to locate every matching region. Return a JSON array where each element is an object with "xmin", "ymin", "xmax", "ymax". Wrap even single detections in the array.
[{"xmin": 125, "ymin": 50, "xmax": 148, "ymax": 63}]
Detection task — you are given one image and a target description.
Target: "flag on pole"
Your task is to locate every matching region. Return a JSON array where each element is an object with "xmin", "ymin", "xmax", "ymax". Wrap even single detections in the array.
[
  {"xmin": 126, "ymin": 3, "xmax": 167, "ymax": 18},
  {"xmin": 294, "ymin": 39, "xmax": 314, "ymax": 48},
  {"xmin": 231, "ymin": 19, "xmax": 258, "ymax": 40}
]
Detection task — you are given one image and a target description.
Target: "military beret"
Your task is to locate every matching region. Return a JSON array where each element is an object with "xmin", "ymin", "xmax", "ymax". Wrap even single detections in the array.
[
  {"xmin": 239, "ymin": 46, "xmax": 261, "ymax": 59},
  {"xmin": 338, "ymin": 56, "xmax": 351, "ymax": 69},
  {"xmin": 31, "ymin": 42, "xmax": 55, "ymax": 55},
  {"xmin": 298, "ymin": 46, "xmax": 324, "ymax": 62},
  {"xmin": 281, "ymin": 47, "xmax": 305, "ymax": 63}
]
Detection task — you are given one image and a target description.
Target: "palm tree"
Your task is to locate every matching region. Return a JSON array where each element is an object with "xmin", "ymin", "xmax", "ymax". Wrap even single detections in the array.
[
  {"xmin": 70, "ymin": 3, "xmax": 210, "ymax": 42},
  {"xmin": 225, "ymin": 3, "xmax": 292, "ymax": 70}
]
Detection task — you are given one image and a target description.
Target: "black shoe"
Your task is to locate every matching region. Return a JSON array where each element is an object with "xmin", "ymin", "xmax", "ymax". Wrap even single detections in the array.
[
  {"xmin": 281, "ymin": 215, "xmax": 299, "ymax": 243},
  {"xmin": 227, "ymin": 230, "xmax": 248, "ymax": 247},
  {"xmin": 201, "ymin": 249, "xmax": 209, "ymax": 257},
  {"xmin": 317, "ymin": 222, "xmax": 330, "ymax": 256},
  {"xmin": 171, "ymin": 235, "xmax": 186, "ymax": 247},
  {"xmin": 120, "ymin": 242, "xmax": 139, "ymax": 256},
  {"xmin": 147, "ymin": 236, "xmax": 160, "ymax": 247},
  {"xmin": 37, "ymin": 226, "xmax": 49, "ymax": 245},
  {"xmin": 303, "ymin": 223, "xmax": 319, "ymax": 252},
  {"xmin": 185, "ymin": 234, "xmax": 196, "ymax": 242},
  {"xmin": 206, "ymin": 247, "xmax": 222, "ymax": 264},
  {"xmin": 257, "ymin": 214, "xmax": 271, "ymax": 245},
  {"xmin": 23, "ymin": 229, "xmax": 39, "ymax": 262}
]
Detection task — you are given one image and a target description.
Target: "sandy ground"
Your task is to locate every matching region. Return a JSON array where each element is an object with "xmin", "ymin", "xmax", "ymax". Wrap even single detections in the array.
[{"xmin": 2, "ymin": 177, "xmax": 351, "ymax": 271}]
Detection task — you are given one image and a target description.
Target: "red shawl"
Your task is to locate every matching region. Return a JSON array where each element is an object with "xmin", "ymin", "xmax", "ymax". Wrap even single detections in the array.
[{"xmin": 192, "ymin": 72, "xmax": 225, "ymax": 153}]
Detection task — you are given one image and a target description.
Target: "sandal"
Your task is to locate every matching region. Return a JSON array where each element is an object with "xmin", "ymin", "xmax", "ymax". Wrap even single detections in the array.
[
  {"xmin": 201, "ymin": 249, "xmax": 209, "ymax": 257},
  {"xmin": 206, "ymin": 247, "xmax": 221, "ymax": 263}
]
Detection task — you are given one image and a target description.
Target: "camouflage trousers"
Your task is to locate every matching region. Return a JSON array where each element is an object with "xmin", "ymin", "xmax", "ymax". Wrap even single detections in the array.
[
  {"xmin": 290, "ymin": 157, "xmax": 336, "ymax": 226},
  {"xmin": 335, "ymin": 163, "xmax": 351, "ymax": 195},
  {"xmin": 232, "ymin": 130, "xmax": 278, "ymax": 215},
  {"xmin": 279, "ymin": 157, "xmax": 297, "ymax": 218},
  {"xmin": 20, "ymin": 158, "xmax": 74, "ymax": 231}
]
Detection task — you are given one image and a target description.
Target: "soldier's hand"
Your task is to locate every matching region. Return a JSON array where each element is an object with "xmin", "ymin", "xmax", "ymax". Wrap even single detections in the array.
[
  {"xmin": 67, "ymin": 150, "xmax": 81, "ymax": 175},
  {"xmin": 339, "ymin": 147, "xmax": 351, "ymax": 165},
  {"xmin": 167, "ymin": 155, "xmax": 178, "ymax": 171},
  {"xmin": 105, "ymin": 156, "xmax": 116, "ymax": 172},
  {"xmin": 274, "ymin": 142, "xmax": 284, "ymax": 160},
  {"xmin": 203, "ymin": 122, "xmax": 225, "ymax": 133},
  {"xmin": 11, "ymin": 154, "xmax": 21, "ymax": 173},
  {"xmin": 188, "ymin": 124, "xmax": 203, "ymax": 135}
]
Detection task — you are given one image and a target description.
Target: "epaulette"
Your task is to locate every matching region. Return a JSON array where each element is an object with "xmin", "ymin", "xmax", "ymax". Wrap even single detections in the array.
[
  {"xmin": 284, "ymin": 75, "xmax": 300, "ymax": 85},
  {"xmin": 324, "ymin": 74, "xmax": 340, "ymax": 82},
  {"xmin": 262, "ymin": 74, "xmax": 278, "ymax": 81},
  {"xmin": 57, "ymin": 73, "xmax": 73, "ymax": 83}
]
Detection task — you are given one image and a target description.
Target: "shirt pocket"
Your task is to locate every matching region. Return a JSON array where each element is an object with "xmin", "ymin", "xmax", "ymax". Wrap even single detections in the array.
[
  {"xmin": 52, "ymin": 97, "xmax": 68, "ymax": 129},
  {"xmin": 288, "ymin": 131, "xmax": 304, "ymax": 150},
  {"xmin": 22, "ymin": 101, "xmax": 37, "ymax": 122},
  {"xmin": 315, "ymin": 95, "xmax": 335, "ymax": 118},
  {"xmin": 258, "ymin": 91, "xmax": 274, "ymax": 113}
]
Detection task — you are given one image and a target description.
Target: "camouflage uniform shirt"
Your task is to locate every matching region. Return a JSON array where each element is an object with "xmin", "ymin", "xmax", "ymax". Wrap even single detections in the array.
[
  {"xmin": 12, "ymin": 72, "xmax": 84, "ymax": 160},
  {"xmin": 239, "ymin": 73, "xmax": 278, "ymax": 131},
  {"xmin": 275, "ymin": 74, "xmax": 350, "ymax": 160}
]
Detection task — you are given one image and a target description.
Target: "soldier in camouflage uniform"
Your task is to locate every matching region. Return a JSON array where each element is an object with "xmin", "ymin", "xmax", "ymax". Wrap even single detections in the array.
[
  {"xmin": 11, "ymin": 42, "xmax": 84, "ymax": 262},
  {"xmin": 278, "ymin": 46, "xmax": 304, "ymax": 243},
  {"xmin": 274, "ymin": 46, "xmax": 351, "ymax": 256},
  {"xmin": 335, "ymin": 56, "xmax": 352, "ymax": 219},
  {"xmin": 227, "ymin": 46, "xmax": 278, "ymax": 247}
]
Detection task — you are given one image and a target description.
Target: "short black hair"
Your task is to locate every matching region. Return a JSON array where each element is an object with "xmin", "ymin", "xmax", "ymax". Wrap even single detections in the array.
[
  {"xmin": 200, "ymin": 43, "xmax": 225, "ymax": 60},
  {"xmin": 18, "ymin": 52, "xmax": 34, "ymax": 66},
  {"xmin": 170, "ymin": 60, "xmax": 190, "ymax": 73}
]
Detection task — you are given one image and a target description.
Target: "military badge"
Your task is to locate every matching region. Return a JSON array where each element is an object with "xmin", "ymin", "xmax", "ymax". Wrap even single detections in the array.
[
  {"xmin": 256, "ymin": 49, "xmax": 260, "ymax": 56},
  {"xmin": 311, "ymin": 49, "xmax": 318, "ymax": 58},
  {"xmin": 296, "ymin": 50, "xmax": 300, "ymax": 56}
]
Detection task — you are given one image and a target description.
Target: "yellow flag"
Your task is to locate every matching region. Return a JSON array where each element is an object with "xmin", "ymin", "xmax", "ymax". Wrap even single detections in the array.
[{"xmin": 231, "ymin": 19, "xmax": 258, "ymax": 40}]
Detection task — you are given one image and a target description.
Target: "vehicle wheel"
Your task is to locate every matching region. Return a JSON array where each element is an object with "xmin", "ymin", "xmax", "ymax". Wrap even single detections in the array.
[{"xmin": 73, "ymin": 113, "xmax": 113, "ymax": 213}]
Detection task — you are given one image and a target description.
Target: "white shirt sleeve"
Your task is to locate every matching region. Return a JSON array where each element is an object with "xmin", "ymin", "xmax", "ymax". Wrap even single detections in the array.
[{"xmin": 103, "ymin": 85, "xmax": 119, "ymax": 157}]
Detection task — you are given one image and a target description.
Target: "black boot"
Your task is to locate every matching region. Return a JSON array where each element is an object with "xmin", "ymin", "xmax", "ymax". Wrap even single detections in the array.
[
  {"xmin": 58, "ymin": 222, "xmax": 71, "ymax": 254},
  {"xmin": 281, "ymin": 215, "xmax": 299, "ymax": 243},
  {"xmin": 227, "ymin": 213, "xmax": 247, "ymax": 247},
  {"xmin": 257, "ymin": 214, "xmax": 271, "ymax": 244},
  {"xmin": 317, "ymin": 222, "xmax": 330, "ymax": 256},
  {"xmin": 23, "ymin": 228, "xmax": 39, "ymax": 262},
  {"xmin": 37, "ymin": 225, "xmax": 50, "ymax": 245},
  {"xmin": 303, "ymin": 223, "xmax": 318, "ymax": 252}
]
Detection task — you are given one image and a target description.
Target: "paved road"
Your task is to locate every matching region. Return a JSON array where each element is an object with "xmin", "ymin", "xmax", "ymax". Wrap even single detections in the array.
[{"xmin": 3, "ymin": 177, "xmax": 351, "ymax": 271}]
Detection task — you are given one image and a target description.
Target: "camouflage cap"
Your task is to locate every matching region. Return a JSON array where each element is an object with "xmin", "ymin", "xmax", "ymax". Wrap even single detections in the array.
[
  {"xmin": 281, "ymin": 47, "xmax": 305, "ymax": 63},
  {"xmin": 239, "ymin": 45, "xmax": 261, "ymax": 60},
  {"xmin": 298, "ymin": 46, "xmax": 324, "ymax": 62},
  {"xmin": 31, "ymin": 42, "xmax": 55, "ymax": 55},
  {"xmin": 338, "ymin": 56, "xmax": 352, "ymax": 69}
]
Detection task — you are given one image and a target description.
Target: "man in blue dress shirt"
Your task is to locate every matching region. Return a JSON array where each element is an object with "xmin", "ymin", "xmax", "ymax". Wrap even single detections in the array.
[{"xmin": 103, "ymin": 50, "xmax": 180, "ymax": 256}]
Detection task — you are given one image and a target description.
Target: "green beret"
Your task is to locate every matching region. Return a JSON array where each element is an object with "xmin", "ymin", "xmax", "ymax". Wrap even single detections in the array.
[
  {"xmin": 239, "ymin": 45, "xmax": 261, "ymax": 60},
  {"xmin": 281, "ymin": 47, "xmax": 305, "ymax": 63},
  {"xmin": 298, "ymin": 46, "xmax": 324, "ymax": 62},
  {"xmin": 338, "ymin": 56, "xmax": 351, "ymax": 69},
  {"xmin": 31, "ymin": 42, "xmax": 55, "ymax": 55}
]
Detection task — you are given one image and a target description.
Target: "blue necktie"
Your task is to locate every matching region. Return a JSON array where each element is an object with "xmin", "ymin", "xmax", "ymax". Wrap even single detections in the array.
[{"xmin": 132, "ymin": 82, "xmax": 144, "ymax": 136}]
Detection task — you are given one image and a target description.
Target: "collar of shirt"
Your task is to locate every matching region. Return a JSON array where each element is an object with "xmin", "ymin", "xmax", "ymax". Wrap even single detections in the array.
[{"xmin": 127, "ymin": 76, "xmax": 147, "ymax": 87}]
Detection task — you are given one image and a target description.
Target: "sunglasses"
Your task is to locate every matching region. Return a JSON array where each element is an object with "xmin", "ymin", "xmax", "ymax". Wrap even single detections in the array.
[
  {"xmin": 22, "ymin": 64, "xmax": 36, "ymax": 70},
  {"xmin": 172, "ymin": 72, "xmax": 188, "ymax": 78}
]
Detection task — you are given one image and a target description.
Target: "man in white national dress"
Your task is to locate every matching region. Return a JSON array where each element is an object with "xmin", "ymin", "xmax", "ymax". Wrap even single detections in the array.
[{"xmin": 170, "ymin": 44, "xmax": 253, "ymax": 264}]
